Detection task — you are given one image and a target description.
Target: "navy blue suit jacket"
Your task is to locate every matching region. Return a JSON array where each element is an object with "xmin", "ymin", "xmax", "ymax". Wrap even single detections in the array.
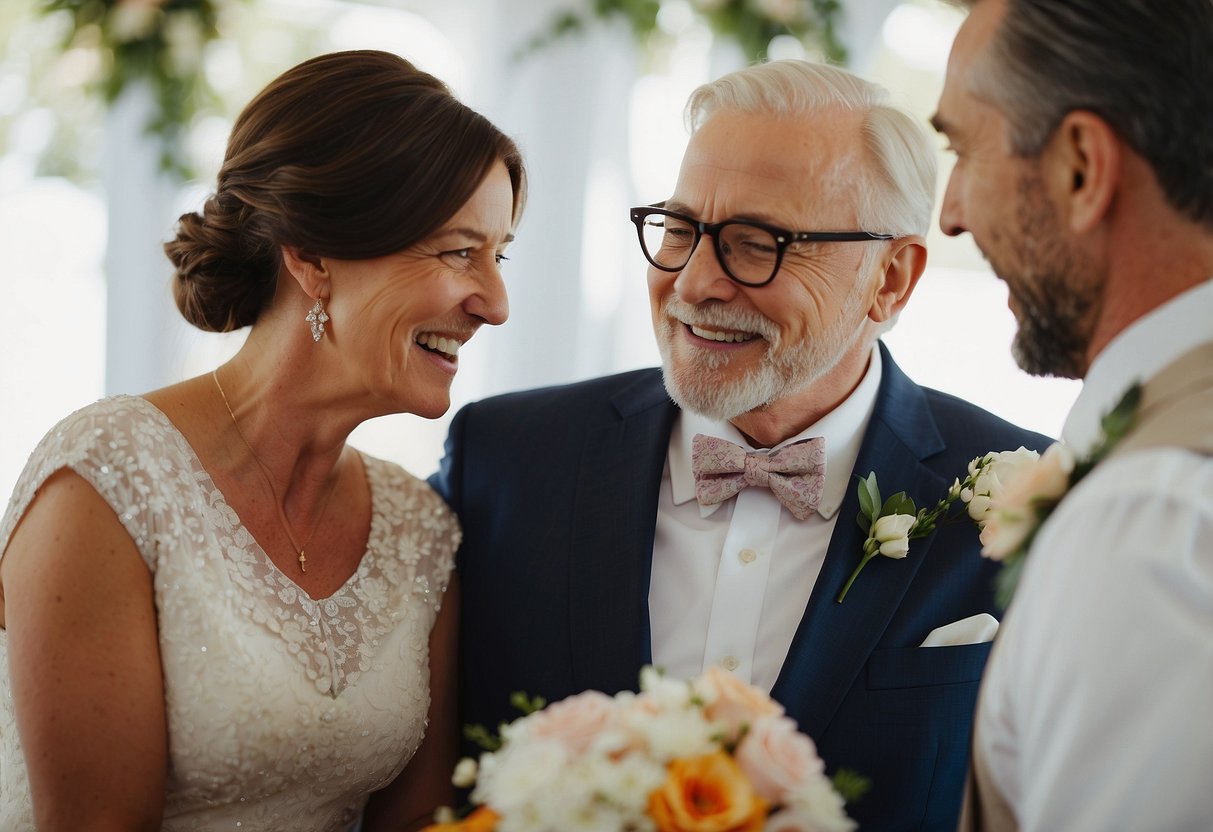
[{"xmin": 430, "ymin": 343, "xmax": 1050, "ymax": 830}]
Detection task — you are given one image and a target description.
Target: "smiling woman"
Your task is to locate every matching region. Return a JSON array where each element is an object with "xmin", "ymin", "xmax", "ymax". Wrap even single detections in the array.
[{"xmin": 0, "ymin": 50, "xmax": 525, "ymax": 832}]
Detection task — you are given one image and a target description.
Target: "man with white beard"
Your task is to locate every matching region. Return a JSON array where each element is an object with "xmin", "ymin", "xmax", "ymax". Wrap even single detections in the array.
[{"xmin": 433, "ymin": 59, "xmax": 1046, "ymax": 830}]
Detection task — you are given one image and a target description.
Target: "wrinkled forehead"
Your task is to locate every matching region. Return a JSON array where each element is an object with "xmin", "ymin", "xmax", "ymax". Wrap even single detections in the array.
[{"xmin": 677, "ymin": 108, "xmax": 868, "ymax": 224}]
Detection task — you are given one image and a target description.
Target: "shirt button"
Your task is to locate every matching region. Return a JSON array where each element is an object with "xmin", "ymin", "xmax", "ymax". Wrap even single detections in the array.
[
  {"xmin": 739, "ymin": 548, "xmax": 757, "ymax": 564},
  {"xmin": 721, "ymin": 655, "xmax": 740, "ymax": 672}
]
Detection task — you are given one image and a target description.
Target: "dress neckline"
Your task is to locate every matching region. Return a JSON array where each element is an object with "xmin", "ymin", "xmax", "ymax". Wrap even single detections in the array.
[{"xmin": 124, "ymin": 393, "xmax": 377, "ymax": 604}]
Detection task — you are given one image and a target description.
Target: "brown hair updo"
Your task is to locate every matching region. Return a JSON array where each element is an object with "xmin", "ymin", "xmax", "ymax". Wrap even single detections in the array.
[{"xmin": 166, "ymin": 50, "xmax": 527, "ymax": 332}]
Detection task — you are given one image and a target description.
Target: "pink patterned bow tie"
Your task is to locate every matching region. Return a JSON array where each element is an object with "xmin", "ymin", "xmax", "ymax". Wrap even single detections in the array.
[{"xmin": 691, "ymin": 433, "xmax": 826, "ymax": 521}]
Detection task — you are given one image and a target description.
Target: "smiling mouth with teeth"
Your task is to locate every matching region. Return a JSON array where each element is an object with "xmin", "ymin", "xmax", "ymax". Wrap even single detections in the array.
[
  {"xmin": 688, "ymin": 324, "xmax": 759, "ymax": 344},
  {"xmin": 415, "ymin": 333, "xmax": 464, "ymax": 360}
]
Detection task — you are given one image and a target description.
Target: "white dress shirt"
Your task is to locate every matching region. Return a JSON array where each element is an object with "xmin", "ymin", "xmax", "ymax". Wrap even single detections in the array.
[
  {"xmin": 648, "ymin": 345, "xmax": 882, "ymax": 693},
  {"xmin": 975, "ymin": 278, "xmax": 1213, "ymax": 830}
]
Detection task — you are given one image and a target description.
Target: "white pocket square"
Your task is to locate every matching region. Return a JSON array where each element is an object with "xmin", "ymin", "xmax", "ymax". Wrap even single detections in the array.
[{"xmin": 919, "ymin": 612, "xmax": 999, "ymax": 647}]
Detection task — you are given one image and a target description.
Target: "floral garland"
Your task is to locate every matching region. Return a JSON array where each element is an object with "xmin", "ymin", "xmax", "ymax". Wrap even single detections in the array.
[
  {"xmin": 40, "ymin": 0, "xmax": 225, "ymax": 178},
  {"xmin": 520, "ymin": 0, "xmax": 847, "ymax": 65}
]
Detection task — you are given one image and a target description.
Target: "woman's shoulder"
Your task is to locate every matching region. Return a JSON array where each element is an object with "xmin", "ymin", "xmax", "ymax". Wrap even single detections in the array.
[
  {"xmin": 1, "ymin": 395, "xmax": 184, "ymax": 564},
  {"xmin": 359, "ymin": 452, "xmax": 453, "ymax": 516},
  {"xmin": 14, "ymin": 395, "xmax": 169, "ymax": 475}
]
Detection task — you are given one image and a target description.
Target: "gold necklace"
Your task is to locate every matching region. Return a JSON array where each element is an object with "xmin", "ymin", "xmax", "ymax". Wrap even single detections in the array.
[{"xmin": 212, "ymin": 369, "xmax": 338, "ymax": 574}]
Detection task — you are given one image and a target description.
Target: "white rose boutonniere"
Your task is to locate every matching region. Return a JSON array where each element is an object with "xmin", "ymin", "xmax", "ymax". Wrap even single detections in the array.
[
  {"xmin": 974, "ymin": 443, "xmax": 1074, "ymax": 560},
  {"xmin": 960, "ymin": 447, "xmax": 1042, "ymax": 523},
  {"xmin": 967, "ymin": 384, "xmax": 1138, "ymax": 606},
  {"xmin": 837, "ymin": 384, "xmax": 1141, "ymax": 607},
  {"xmin": 837, "ymin": 473, "xmax": 942, "ymax": 603}
]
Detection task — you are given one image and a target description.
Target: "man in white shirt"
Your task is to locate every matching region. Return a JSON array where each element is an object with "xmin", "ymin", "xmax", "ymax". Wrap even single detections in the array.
[
  {"xmin": 932, "ymin": 0, "xmax": 1213, "ymax": 829},
  {"xmin": 434, "ymin": 59, "xmax": 1047, "ymax": 829}
]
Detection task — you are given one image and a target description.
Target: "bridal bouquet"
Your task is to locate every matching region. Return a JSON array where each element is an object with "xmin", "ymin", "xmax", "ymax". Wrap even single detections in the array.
[{"xmin": 426, "ymin": 666, "xmax": 861, "ymax": 832}]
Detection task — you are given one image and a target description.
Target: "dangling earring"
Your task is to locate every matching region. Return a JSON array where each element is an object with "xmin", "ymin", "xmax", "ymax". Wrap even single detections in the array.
[{"xmin": 305, "ymin": 297, "xmax": 330, "ymax": 342}]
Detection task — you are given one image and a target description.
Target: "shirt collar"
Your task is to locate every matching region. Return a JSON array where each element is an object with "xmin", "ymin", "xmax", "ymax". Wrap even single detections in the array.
[
  {"xmin": 668, "ymin": 343, "xmax": 884, "ymax": 520},
  {"xmin": 1063, "ymin": 277, "xmax": 1213, "ymax": 453}
]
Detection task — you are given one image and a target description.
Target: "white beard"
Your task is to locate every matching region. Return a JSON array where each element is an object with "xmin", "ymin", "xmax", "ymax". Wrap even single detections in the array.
[{"xmin": 656, "ymin": 283, "xmax": 870, "ymax": 422}]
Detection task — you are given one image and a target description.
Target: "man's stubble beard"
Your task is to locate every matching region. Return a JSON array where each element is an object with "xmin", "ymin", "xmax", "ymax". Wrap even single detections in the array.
[{"xmin": 997, "ymin": 170, "xmax": 1102, "ymax": 380}]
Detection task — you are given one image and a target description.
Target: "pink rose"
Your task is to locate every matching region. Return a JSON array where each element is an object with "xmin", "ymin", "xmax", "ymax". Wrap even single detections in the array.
[
  {"xmin": 980, "ymin": 442, "xmax": 1074, "ymax": 560},
  {"xmin": 527, "ymin": 689, "xmax": 617, "ymax": 757},
  {"xmin": 698, "ymin": 665, "xmax": 784, "ymax": 742},
  {"xmin": 734, "ymin": 715, "xmax": 825, "ymax": 803}
]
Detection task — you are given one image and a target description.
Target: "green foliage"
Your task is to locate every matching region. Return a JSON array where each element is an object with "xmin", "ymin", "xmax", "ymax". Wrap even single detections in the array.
[
  {"xmin": 462, "ymin": 723, "xmax": 503, "ymax": 752},
  {"xmin": 509, "ymin": 691, "xmax": 547, "ymax": 715},
  {"xmin": 522, "ymin": 0, "xmax": 847, "ymax": 66},
  {"xmin": 832, "ymin": 767, "xmax": 873, "ymax": 804},
  {"xmin": 38, "ymin": 0, "xmax": 227, "ymax": 179},
  {"xmin": 462, "ymin": 691, "xmax": 548, "ymax": 753}
]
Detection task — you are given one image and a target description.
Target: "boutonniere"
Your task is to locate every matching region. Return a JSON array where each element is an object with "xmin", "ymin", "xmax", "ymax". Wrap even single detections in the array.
[
  {"xmin": 835, "ymin": 385, "xmax": 1141, "ymax": 606},
  {"xmin": 968, "ymin": 384, "xmax": 1141, "ymax": 606},
  {"xmin": 836, "ymin": 472, "xmax": 957, "ymax": 603}
]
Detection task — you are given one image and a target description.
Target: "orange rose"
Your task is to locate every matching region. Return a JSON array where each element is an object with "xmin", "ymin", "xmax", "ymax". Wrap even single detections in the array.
[
  {"xmin": 649, "ymin": 752, "xmax": 768, "ymax": 832},
  {"xmin": 422, "ymin": 806, "xmax": 499, "ymax": 832}
]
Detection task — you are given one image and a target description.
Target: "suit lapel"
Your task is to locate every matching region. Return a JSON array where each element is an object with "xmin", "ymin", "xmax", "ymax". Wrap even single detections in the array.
[
  {"xmin": 772, "ymin": 346, "xmax": 949, "ymax": 738},
  {"xmin": 569, "ymin": 371, "xmax": 678, "ymax": 695}
]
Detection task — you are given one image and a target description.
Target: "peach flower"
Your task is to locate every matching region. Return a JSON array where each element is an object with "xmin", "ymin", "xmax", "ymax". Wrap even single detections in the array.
[
  {"xmin": 733, "ymin": 715, "xmax": 825, "ymax": 803},
  {"xmin": 698, "ymin": 665, "xmax": 784, "ymax": 741},
  {"xmin": 980, "ymin": 442, "xmax": 1075, "ymax": 560},
  {"xmin": 526, "ymin": 689, "xmax": 617, "ymax": 757},
  {"xmin": 649, "ymin": 752, "xmax": 768, "ymax": 832}
]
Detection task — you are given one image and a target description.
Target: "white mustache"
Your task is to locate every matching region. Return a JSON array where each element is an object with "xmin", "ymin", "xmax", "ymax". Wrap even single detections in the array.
[{"xmin": 663, "ymin": 296, "xmax": 779, "ymax": 343}]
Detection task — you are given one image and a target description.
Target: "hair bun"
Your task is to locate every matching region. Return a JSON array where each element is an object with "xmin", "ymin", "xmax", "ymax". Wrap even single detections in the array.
[{"xmin": 166, "ymin": 192, "xmax": 276, "ymax": 332}]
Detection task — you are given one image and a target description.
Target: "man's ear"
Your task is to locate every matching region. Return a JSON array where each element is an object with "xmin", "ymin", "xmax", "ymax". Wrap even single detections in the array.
[
  {"xmin": 868, "ymin": 236, "xmax": 927, "ymax": 323},
  {"xmin": 1048, "ymin": 110, "xmax": 1120, "ymax": 234},
  {"xmin": 280, "ymin": 245, "xmax": 330, "ymax": 301}
]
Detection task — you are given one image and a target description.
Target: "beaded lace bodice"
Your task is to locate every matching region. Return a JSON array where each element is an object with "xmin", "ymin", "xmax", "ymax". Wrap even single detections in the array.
[{"xmin": 0, "ymin": 396, "xmax": 458, "ymax": 831}]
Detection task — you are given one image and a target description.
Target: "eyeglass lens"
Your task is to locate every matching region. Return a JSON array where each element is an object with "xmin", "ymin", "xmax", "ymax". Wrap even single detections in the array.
[{"xmin": 640, "ymin": 214, "xmax": 779, "ymax": 285}]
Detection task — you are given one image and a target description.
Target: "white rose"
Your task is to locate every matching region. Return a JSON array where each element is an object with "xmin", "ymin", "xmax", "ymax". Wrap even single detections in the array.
[
  {"xmin": 963, "ymin": 447, "xmax": 1040, "ymax": 523},
  {"xmin": 620, "ymin": 698, "xmax": 715, "ymax": 761},
  {"xmin": 872, "ymin": 513, "xmax": 915, "ymax": 559},
  {"xmin": 639, "ymin": 665, "xmax": 693, "ymax": 710},
  {"xmin": 451, "ymin": 756, "xmax": 478, "ymax": 788},
  {"xmin": 768, "ymin": 774, "xmax": 857, "ymax": 831},
  {"xmin": 473, "ymin": 739, "xmax": 567, "ymax": 812},
  {"xmin": 980, "ymin": 443, "xmax": 1075, "ymax": 560}
]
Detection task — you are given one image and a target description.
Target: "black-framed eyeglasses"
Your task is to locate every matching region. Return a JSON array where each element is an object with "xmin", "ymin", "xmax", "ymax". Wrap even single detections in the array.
[{"xmin": 629, "ymin": 204, "xmax": 894, "ymax": 287}]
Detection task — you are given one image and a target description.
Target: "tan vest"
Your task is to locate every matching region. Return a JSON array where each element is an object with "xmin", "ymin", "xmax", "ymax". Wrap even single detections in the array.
[{"xmin": 958, "ymin": 341, "xmax": 1213, "ymax": 832}]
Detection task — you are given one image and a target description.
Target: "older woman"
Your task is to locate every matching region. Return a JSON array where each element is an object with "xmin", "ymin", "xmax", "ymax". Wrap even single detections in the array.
[{"xmin": 0, "ymin": 50, "xmax": 524, "ymax": 831}]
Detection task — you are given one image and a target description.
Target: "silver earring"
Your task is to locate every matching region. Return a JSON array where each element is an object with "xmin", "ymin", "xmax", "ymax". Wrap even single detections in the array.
[{"xmin": 305, "ymin": 298, "xmax": 330, "ymax": 342}]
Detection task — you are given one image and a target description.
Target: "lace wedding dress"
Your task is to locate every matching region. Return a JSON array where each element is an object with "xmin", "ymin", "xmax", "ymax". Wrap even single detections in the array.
[{"xmin": 0, "ymin": 396, "xmax": 458, "ymax": 830}]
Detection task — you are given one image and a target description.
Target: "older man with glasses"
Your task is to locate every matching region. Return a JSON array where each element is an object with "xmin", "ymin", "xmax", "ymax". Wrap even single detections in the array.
[{"xmin": 432, "ymin": 59, "xmax": 1046, "ymax": 830}]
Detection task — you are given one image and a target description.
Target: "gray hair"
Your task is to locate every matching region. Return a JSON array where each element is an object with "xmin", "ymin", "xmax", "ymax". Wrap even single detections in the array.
[
  {"xmin": 685, "ymin": 59, "xmax": 937, "ymax": 238},
  {"xmin": 960, "ymin": 0, "xmax": 1213, "ymax": 229}
]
